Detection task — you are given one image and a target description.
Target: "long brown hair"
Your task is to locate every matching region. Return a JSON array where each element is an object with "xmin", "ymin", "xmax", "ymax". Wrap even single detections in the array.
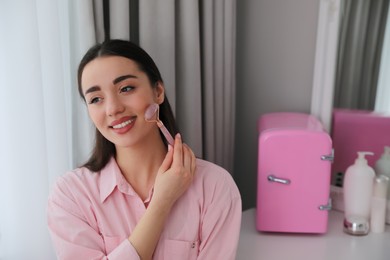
[{"xmin": 77, "ymin": 39, "xmax": 178, "ymax": 172}]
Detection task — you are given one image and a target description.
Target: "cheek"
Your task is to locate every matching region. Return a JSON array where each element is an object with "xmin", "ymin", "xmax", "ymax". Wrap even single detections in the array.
[
  {"xmin": 87, "ymin": 107, "xmax": 104, "ymax": 127},
  {"xmin": 124, "ymin": 96, "xmax": 151, "ymax": 114}
]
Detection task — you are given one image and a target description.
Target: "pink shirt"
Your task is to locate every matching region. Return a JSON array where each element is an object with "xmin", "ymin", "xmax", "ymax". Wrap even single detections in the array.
[{"xmin": 47, "ymin": 157, "xmax": 241, "ymax": 260}]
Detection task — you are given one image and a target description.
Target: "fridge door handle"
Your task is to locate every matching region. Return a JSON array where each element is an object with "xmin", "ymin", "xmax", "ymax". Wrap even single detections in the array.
[
  {"xmin": 321, "ymin": 148, "xmax": 334, "ymax": 162},
  {"xmin": 319, "ymin": 198, "xmax": 332, "ymax": 211},
  {"xmin": 267, "ymin": 174, "xmax": 291, "ymax": 185},
  {"xmin": 321, "ymin": 154, "xmax": 334, "ymax": 162}
]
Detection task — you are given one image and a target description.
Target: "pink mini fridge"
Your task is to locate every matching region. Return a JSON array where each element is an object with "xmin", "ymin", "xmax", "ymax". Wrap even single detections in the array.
[{"xmin": 256, "ymin": 112, "xmax": 333, "ymax": 233}]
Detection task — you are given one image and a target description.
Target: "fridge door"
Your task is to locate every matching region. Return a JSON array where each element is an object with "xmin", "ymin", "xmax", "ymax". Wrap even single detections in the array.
[{"xmin": 257, "ymin": 129, "xmax": 332, "ymax": 233}]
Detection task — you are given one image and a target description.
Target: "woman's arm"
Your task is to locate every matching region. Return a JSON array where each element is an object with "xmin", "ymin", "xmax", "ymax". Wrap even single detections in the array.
[
  {"xmin": 128, "ymin": 134, "xmax": 196, "ymax": 260},
  {"xmin": 48, "ymin": 186, "xmax": 140, "ymax": 260},
  {"xmin": 47, "ymin": 134, "xmax": 196, "ymax": 260}
]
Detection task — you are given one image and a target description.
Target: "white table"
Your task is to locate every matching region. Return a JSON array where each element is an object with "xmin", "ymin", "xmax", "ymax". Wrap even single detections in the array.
[{"xmin": 237, "ymin": 208, "xmax": 390, "ymax": 260}]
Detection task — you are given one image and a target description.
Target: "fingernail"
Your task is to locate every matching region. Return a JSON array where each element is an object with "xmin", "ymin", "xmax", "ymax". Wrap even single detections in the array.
[
  {"xmin": 176, "ymin": 133, "xmax": 181, "ymax": 139},
  {"xmin": 168, "ymin": 145, "xmax": 173, "ymax": 151}
]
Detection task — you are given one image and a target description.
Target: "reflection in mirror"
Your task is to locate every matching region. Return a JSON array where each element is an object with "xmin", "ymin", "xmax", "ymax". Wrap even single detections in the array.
[
  {"xmin": 333, "ymin": 0, "xmax": 389, "ymax": 111},
  {"xmin": 376, "ymin": 3, "xmax": 390, "ymax": 113},
  {"xmin": 330, "ymin": 0, "xmax": 390, "ymax": 192}
]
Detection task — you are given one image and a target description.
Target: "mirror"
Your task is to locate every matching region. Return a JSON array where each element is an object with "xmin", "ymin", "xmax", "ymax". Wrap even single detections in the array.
[
  {"xmin": 332, "ymin": 0, "xmax": 390, "ymax": 111},
  {"xmin": 330, "ymin": 0, "xmax": 390, "ymax": 187}
]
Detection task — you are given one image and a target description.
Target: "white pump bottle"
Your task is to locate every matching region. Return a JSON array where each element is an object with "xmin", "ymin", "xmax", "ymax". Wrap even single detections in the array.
[{"xmin": 343, "ymin": 152, "xmax": 375, "ymax": 220}]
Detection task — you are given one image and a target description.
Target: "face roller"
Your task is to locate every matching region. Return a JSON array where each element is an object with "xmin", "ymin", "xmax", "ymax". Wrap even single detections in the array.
[{"xmin": 145, "ymin": 103, "xmax": 175, "ymax": 146}]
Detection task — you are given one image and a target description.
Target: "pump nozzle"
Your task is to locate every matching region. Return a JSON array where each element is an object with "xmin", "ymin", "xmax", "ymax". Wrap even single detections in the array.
[{"xmin": 355, "ymin": 151, "xmax": 374, "ymax": 165}]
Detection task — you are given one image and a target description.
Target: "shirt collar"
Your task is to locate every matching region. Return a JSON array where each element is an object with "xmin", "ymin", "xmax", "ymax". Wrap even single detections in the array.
[
  {"xmin": 99, "ymin": 156, "xmax": 154, "ymax": 203},
  {"xmin": 99, "ymin": 157, "xmax": 133, "ymax": 202}
]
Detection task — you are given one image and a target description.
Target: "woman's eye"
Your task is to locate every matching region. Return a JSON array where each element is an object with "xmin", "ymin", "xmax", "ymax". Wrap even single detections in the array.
[
  {"xmin": 88, "ymin": 97, "xmax": 102, "ymax": 104},
  {"xmin": 120, "ymin": 86, "xmax": 134, "ymax": 93}
]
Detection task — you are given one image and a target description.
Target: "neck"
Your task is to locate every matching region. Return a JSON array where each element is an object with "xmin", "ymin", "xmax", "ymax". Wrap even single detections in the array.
[{"xmin": 115, "ymin": 134, "xmax": 167, "ymax": 200}]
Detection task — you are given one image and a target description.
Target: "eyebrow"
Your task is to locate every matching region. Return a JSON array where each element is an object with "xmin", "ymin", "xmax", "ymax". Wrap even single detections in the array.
[
  {"xmin": 84, "ymin": 74, "xmax": 138, "ymax": 96},
  {"xmin": 84, "ymin": 86, "xmax": 101, "ymax": 96},
  {"xmin": 113, "ymin": 74, "xmax": 137, "ymax": 85}
]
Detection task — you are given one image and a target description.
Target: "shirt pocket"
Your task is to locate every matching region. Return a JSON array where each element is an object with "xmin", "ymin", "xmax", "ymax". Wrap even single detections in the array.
[
  {"xmin": 102, "ymin": 234, "xmax": 126, "ymax": 254},
  {"xmin": 164, "ymin": 239, "xmax": 199, "ymax": 260}
]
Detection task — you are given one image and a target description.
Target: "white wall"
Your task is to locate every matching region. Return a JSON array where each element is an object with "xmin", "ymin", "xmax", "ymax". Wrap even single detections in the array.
[{"xmin": 234, "ymin": 0, "xmax": 321, "ymax": 210}]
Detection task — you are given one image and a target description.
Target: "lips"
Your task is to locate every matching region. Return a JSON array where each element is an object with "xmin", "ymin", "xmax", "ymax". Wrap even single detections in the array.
[
  {"xmin": 112, "ymin": 118, "xmax": 134, "ymax": 129},
  {"xmin": 109, "ymin": 116, "xmax": 136, "ymax": 134},
  {"xmin": 110, "ymin": 116, "xmax": 134, "ymax": 128}
]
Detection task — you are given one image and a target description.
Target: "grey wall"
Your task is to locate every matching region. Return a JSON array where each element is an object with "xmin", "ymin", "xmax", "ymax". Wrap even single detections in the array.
[{"xmin": 234, "ymin": 0, "xmax": 321, "ymax": 210}]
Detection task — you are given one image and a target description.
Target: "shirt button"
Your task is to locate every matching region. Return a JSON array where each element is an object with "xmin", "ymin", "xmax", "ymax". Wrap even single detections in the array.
[{"xmin": 191, "ymin": 242, "xmax": 196, "ymax": 248}]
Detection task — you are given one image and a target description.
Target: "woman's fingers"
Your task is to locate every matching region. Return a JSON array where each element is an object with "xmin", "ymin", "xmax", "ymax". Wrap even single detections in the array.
[
  {"xmin": 162, "ymin": 132, "xmax": 196, "ymax": 177},
  {"xmin": 172, "ymin": 133, "xmax": 183, "ymax": 166},
  {"xmin": 183, "ymin": 144, "xmax": 195, "ymax": 176},
  {"xmin": 182, "ymin": 144, "xmax": 191, "ymax": 171},
  {"xmin": 189, "ymin": 146, "xmax": 196, "ymax": 175},
  {"xmin": 152, "ymin": 136, "xmax": 196, "ymax": 208},
  {"xmin": 158, "ymin": 145, "xmax": 173, "ymax": 174}
]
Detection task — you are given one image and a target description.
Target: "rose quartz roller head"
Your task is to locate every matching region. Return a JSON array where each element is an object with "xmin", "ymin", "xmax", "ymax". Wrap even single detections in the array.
[{"xmin": 145, "ymin": 103, "xmax": 174, "ymax": 146}]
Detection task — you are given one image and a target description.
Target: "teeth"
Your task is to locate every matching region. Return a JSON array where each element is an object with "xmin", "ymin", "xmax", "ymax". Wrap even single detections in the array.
[{"xmin": 112, "ymin": 119, "xmax": 133, "ymax": 129}]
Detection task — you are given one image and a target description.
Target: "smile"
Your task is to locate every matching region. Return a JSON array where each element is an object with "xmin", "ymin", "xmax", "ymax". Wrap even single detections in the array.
[{"xmin": 112, "ymin": 119, "xmax": 134, "ymax": 129}]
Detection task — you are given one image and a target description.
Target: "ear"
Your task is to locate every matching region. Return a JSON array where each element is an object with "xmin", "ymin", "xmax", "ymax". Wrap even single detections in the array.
[{"xmin": 154, "ymin": 82, "xmax": 165, "ymax": 104}]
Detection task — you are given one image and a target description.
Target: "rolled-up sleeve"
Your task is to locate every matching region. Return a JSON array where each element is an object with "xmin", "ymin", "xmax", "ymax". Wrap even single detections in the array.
[
  {"xmin": 47, "ymin": 178, "xmax": 140, "ymax": 260},
  {"xmin": 197, "ymin": 174, "xmax": 242, "ymax": 260}
]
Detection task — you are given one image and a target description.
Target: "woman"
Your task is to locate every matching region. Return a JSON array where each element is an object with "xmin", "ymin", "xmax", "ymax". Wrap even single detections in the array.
[{"xmin": 47, "ymin": 39, "xmax": 241, "ymax": 260}]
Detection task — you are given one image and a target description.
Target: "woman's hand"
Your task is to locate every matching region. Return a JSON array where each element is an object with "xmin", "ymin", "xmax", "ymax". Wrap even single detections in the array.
[
  {"xmin": 127, "ymin": 134, "xmax": 195, "ymax": 259},
  {"xmin": 151, "ymin": 133, "xmax": 196, "ymax": 210}
]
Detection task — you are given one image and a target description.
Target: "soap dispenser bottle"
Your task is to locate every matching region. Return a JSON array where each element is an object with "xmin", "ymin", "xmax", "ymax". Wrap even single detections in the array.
[{"xmin": 343, "ymin": 152, "xmax": 375, "ymax": 235}]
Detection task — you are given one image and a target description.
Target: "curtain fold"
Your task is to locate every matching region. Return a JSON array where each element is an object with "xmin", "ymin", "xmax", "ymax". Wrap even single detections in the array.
[
  {"xmin": 93, "ymin": 0, "xmax": 105, "ymax": 43},
  {"xmin": 0, "ymin": 1, "xmax": 70, "ymax": 259},
  {"xmin": 109, "ymin": 0, "xmax": 130, "ymax": 40},
  {"xmin": 139, "ymin": 0, "xmax": 177, "ymax": 111},
  {"xmin": 138, "ymin": 0, "xmax": 237, "ymax": 173},
  {"xmin": 201, "ymin": 0, "xmax": 236, "ymax": 172},
  {"xmin": 174, "ymin": 0, "xmax": 203, "ymax": 159},
  {"xmin": 333, "ymin": 0, "xmax": 389, "ymax": 110},
  {"xmin": 68, "ymin": 0, "xmax": 96, "ymax": 168},
  {"xmin": 0, "ymin": 1, "xmax": 96, "ymax": 258}
]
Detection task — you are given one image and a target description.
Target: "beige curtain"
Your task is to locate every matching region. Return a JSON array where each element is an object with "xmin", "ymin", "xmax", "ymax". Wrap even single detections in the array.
[{"xmin": 96, "ymin": 0, "xmax": 237, "ymax": 174}]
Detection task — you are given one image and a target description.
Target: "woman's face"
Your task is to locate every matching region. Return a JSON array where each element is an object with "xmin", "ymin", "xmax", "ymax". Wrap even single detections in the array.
[{"xmin": 81, "ymin": 56, "xmax": 164, "ymax": 148}]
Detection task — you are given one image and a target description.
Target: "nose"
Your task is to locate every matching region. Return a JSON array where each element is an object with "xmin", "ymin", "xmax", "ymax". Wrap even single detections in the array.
[{"xmin": 106, "ymin": 95, "xmax": 125, "ymax": 117}]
